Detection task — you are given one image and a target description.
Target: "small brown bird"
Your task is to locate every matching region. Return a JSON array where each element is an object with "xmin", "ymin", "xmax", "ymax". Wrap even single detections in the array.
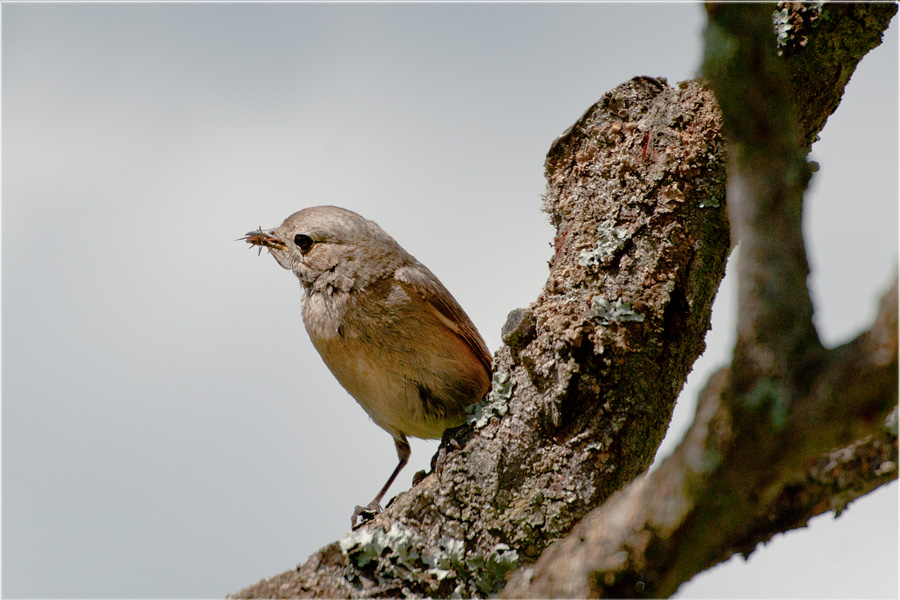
[{"xmin": 242, "ymin": 206, "xmax": 492, "ymax": 527}]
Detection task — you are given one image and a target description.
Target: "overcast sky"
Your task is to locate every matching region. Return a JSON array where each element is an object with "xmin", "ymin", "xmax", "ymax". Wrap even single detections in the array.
[{"xmin": 2, "ymin": 4, "xmax": 897, "ymax": 599}]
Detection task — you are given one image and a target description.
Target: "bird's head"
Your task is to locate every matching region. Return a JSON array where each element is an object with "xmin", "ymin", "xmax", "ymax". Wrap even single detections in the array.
[{"xmin": 242, "ymin": 205, "xmax": 410, "ymax": 293}]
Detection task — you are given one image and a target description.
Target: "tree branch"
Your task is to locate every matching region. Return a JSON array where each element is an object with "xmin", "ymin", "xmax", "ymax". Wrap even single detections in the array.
[
  {"xmin": 501, "ymin": 3, "xmax": 897, "ymax": 597},
  {"xmin": 705, "ymin": 3, "xmax": 822, "ymax": 392},
  {"xmin": 501, "ymin": 278, "xmax": 898, "ymax": 599},
  {"xmin": 775, "ymin": 2, "xmax": 899, "ymax": 149}
]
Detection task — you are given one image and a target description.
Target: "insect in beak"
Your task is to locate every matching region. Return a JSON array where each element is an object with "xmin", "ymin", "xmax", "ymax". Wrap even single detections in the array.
[{"xmin": 240, "ymin": 227, "xmax": 287, "ymax": 256}]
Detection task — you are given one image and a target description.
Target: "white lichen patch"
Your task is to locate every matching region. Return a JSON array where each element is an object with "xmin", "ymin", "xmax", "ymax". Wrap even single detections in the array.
[{"xmin": 340, "ymin": 523, "xmax": 519, "ymax": 597}]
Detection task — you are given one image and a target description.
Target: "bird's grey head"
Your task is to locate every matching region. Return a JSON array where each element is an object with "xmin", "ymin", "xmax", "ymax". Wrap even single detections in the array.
[{"xmin": 244, "ymin": 206, "xmax": 411, "ymax": 293}]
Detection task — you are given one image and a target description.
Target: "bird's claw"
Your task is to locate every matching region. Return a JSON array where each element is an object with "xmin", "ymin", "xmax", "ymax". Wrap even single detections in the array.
[{"xmin": 351, "ymin": 501, "xmax": 383, "ymax": 530}]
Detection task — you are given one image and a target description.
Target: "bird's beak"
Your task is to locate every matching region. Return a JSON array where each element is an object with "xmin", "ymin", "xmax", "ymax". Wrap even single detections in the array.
[{"xmin": 240, "ymin": 228, "xmax": 287, "ymax": 255}]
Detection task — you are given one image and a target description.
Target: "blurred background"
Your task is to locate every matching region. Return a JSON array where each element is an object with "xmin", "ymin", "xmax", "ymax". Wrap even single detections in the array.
[{"xmin": 2, "ymin": 4, "xmax": 897, "ymax": 598}]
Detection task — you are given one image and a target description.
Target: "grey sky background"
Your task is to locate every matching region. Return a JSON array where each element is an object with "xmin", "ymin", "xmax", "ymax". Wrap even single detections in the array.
[{"xmin": 2, "ymin": 4, "xmax": 897, "ymax": 598}]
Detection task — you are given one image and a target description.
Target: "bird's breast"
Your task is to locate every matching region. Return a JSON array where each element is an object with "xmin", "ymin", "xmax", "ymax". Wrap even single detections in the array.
[{"xmin": 299, "ymin": 284, "xmax": 474, "ymax": 439}]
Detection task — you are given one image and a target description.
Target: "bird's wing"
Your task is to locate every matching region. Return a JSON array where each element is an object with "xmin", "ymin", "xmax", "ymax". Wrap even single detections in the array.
[{"xmin": 394, "ymin": 264, "xmax": 492, "ymax": 375}]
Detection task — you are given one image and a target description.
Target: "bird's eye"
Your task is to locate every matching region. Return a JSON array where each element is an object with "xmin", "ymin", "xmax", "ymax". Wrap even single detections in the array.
[{"xmin": 294, "ymin": 234, "xmax": 314, "ymax": 252}]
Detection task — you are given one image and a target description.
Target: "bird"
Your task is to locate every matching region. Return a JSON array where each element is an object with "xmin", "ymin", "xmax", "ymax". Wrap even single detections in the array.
[{"xmin": 241, "ymin": 206, "xmax": 492, "ymax": 527}]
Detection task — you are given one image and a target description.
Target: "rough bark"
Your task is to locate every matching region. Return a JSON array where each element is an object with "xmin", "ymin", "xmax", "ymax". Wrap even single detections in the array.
[
  {"xmin": 501, "ymin": 282, "xmax": 898, "ymax": 598},
  {"xmin": 230, "ymin": 3, "xmax": 897, "ymax": 598},
  {"xmin": 774, "ymin": 1, "xmax": 899, "ymax": 148},
  {"xmin": 502, "ymin": 3, "xmax": 898, "ymax": 598}
]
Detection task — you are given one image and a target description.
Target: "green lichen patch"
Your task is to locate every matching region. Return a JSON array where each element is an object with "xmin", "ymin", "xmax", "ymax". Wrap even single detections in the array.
[
  {"xmin": 339, "ymin": 521, "xmax": 422, "ymax": 573},
  {"xmin": 467, "ymin": 371, "xmax": 516, "ymax": 429},
  {"xmin": 885, "ymin": 407, "xmax": 898, "ymax": 437},
  {"xmin": 772, "ymin": 7, "xmax": 792, "ymax": 50},
  {"xmin": 578, "ymin": 221, "xmax": 629, "ymax": 269},
  {"xmin": 588, "ymin": 297, "xmax": 645, "ymax": 326},
  {"xmin": 466, "ymin": 543, "xmax": 520, "ymax": 596}
]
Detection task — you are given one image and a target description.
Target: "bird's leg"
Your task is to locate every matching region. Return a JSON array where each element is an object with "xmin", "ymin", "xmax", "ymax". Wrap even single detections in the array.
[{"xmin": 351, "ymin": 436, "xmax": 411, "ymax": 529}]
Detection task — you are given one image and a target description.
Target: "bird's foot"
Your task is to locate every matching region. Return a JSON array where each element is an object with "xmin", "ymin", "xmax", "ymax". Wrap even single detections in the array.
[{"xmin": 351, "ymin": 501, "xmax": 382, "ymax": 530}]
